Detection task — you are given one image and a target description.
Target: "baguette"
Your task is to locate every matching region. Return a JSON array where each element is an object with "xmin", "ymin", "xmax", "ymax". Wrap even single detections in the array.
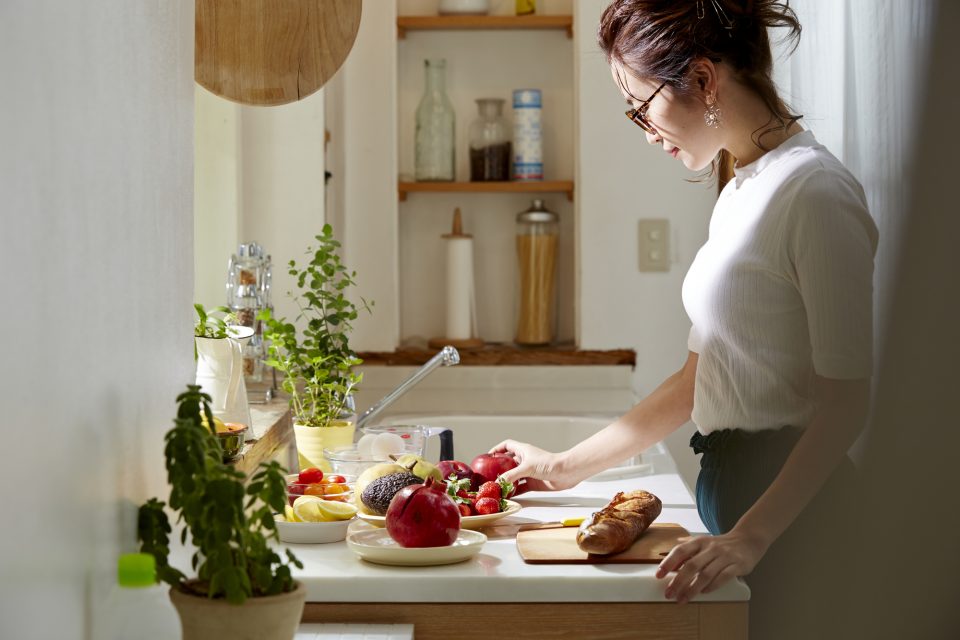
[{"xmin": 576, "ymin": 490, "xmax": 662, "ymax": 555}]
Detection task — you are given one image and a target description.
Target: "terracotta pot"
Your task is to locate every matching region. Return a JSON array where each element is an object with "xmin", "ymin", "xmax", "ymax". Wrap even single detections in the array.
[{"xmin": 169, "ymin": 581, "xmax": 306, "ymax": 640}]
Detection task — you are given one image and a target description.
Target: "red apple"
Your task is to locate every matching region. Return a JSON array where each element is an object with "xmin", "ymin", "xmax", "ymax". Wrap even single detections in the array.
[
  {"xmin": 470, "ymin": 453, "xmax": 518, "ymax": 485},
  {"xmin": 385, "ymin": 477, "xmax": 461, "ymax": 548}
]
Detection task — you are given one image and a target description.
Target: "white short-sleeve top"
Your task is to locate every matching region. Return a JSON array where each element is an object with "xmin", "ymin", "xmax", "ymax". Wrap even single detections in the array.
[{"xmin": 682, "ymin": 130, "xmax": 878, "ymax": 434}]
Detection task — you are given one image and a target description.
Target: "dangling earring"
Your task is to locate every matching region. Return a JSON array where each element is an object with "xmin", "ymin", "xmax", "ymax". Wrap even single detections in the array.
[{"xmin": 704, "ymin": 96, "xmax": 722, "ymax": 128}]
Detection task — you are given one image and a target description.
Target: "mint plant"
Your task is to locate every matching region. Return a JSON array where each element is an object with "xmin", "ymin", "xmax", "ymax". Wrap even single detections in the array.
[
  {"xmin": 138, "ymin": 385, "xmax": 301, "ymax": 603},
  {"xmin": 194, "ymin": 303, "xmax": 238, "ymax": 340},
  {"xmin": 259, "ymin": 224, "xmax": 372, "ymax": 428}
]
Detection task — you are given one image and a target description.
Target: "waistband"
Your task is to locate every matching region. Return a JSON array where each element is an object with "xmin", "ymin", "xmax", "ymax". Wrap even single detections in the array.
[{"xmin": 690, "ymin": 426, "xmax": 802, "ymax": 455}]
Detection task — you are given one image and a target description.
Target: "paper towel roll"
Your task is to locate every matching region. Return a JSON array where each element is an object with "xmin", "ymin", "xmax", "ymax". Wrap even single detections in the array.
[{"xmin": 445, "ymin": 236, "xmax": 475, "ymax": 340}]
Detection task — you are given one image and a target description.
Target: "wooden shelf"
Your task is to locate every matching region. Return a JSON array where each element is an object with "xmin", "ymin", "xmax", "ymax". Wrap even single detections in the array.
[
  {"xmin": 399, "ymin": 180, "xmax": 574, "ymax": 202},
  {"xmin": 397, "ymin": 15, "xmax": 573, "ymax": 39},
  {"xmin": 358, "ymin": 343, "xmax": 635, "ymax": 367}
]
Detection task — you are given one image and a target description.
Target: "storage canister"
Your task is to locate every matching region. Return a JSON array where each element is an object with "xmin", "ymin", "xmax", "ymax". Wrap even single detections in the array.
[
  {"xmin": 515, "ymin": 199, "xmax": 558, "ymax": 345},
  {"xmin": 512, "ymin": 89, "xmax": 543, "ymax": 181}
]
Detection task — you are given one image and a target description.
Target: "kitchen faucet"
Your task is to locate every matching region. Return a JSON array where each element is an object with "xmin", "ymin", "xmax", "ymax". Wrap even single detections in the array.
[{"xmin": 355, "ymin": 346, "xmax": 461, "ymax": 428}]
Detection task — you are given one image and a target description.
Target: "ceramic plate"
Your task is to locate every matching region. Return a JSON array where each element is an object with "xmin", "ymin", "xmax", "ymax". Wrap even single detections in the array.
[
  {"xmin": 274, "ymin": 515, "xmax": 354, "ymax": 544},
  {"xmin": 346, "ymin": 529, "xmax": 487, "ymax": 566},
  {"xmin": 357, "ymin": 499, "xmax": 522, "ymax": 530}
]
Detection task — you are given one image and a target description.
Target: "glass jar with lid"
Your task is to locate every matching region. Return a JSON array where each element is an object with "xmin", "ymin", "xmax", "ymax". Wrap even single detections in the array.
[
  {"xmin": 515, "ymin": 199, "xmax": 559, "ymax": 346},
  {"xmin": 469, "ymin": 98, "xmax": 511, "ymax": 181}
]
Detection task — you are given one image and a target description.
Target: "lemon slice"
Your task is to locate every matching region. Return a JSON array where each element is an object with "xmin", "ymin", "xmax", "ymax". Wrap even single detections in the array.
[
  {"xmin": 317, "ymin": 500, "xmax": 357, "ymax": 521},
  {"xmin": 292, "ymin": 495, "xmax": 331, "ymax": 522}
]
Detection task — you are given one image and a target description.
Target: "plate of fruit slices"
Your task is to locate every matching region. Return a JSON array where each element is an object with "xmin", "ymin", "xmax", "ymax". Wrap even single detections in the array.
[
  {"xmin": 273, "ymin": 495, "xmax": 359, "ymax": 544},
  {"xmin": 357, "ymin": 499, "xmax": 522, "ymax": 530},
  {"xmin": 346, "ymin": 528, "xmax": 487, "ymax": 566}
]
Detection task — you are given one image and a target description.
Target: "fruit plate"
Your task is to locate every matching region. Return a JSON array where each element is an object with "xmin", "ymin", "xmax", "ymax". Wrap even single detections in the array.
[
  {"xmin": 273, "ymin": 515, "xmax": 355, "ymax": 544},
  {"xmin": 346, "ymin": 529, "xmax": 487, "ymax": 566},
  {"xmin": 356, "ymin": 499, "xmax": 522, "ymax": 530}
]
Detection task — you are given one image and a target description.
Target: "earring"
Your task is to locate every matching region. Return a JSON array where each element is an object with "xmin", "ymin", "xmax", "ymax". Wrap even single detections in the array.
[{"xmin": 704, "ymin": 96, "xmax": 722, "ymax": 128}]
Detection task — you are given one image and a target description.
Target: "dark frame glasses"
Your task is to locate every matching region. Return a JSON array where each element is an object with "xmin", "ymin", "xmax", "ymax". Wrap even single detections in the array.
[{"xmin": 625, "ymin": 81, "xmax": 667, "ymax": 134}]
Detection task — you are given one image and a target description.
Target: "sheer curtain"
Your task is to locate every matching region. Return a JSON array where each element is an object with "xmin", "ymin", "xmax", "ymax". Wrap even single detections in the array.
[{"xmin": 773, "ymin": 0, "xmax": 937, "ymax": 351}]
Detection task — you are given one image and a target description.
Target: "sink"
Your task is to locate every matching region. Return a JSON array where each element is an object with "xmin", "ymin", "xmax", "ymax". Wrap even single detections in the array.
[{"xmin": 377, "ymin": 414, "xmax": 675, "ymax": 479}]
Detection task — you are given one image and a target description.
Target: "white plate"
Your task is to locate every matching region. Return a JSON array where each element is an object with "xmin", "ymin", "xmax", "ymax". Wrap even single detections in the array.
[
  {"xmin": 274, "ymin": 515, "xmax": 354, "ymax": 544},
  {"xmin": 357, "ymin": 499, "xmax": 522, "ymax": 530},
  {"xmin": 346, "ymin": 529, "xmax": 486, "ymax": 566}
]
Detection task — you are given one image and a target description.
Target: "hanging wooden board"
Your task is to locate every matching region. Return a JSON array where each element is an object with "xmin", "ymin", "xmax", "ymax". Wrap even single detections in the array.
[
  {"xmin": 516, "ymin": 523, "xmax": 691, "ymax": 564},
  {"xmin": 196, "ymin": 0, "xmax": 362, "ymax": 106}
]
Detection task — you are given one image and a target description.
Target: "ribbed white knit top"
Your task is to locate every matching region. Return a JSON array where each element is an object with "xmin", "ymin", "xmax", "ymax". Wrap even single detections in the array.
[{"xmin": 682, "ymin": 130, "xmax": 878, "ymax": 434}]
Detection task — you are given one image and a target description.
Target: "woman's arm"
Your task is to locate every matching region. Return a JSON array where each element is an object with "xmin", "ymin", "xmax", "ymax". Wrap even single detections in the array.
[
  {"xmin": 492, "ymin": 351, "xmax": 699, "ymax": 491},
  {"xmin": 658, "ymin": 374, "xmax": 870, "ymax": 602}
]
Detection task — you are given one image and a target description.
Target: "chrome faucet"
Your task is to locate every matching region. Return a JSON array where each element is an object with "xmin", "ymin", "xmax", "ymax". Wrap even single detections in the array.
[{"xmin": 355, "ymin": 346, "xmax": 460, "ymax": 428}]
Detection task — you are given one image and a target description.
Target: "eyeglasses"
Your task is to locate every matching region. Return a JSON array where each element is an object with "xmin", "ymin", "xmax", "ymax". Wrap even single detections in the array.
[{"xmin": 625, "ymin": 81, "xmax": 667, "ymax": 135}]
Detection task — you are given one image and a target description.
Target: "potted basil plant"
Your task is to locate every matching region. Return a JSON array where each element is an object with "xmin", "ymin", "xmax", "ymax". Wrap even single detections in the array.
[
  {"xmin": 260, "ymin": 224, "xmax": 372, "ymax": 471},
  {"xmin": 138, "ymin": 385, "xmax": 305, "ymax": 640}
]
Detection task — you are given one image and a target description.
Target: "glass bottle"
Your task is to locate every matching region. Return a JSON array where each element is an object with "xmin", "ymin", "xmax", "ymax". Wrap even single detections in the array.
[
  {"xmin": 469, "ymin": 98, "xmax": 511, "ymax": 181},
  {"xmin": 515, "ymin": 199, "xmax": 559, "ymax": 346},
  {"xmin": 415, "ymin": 59, "xmax": 455, "ymax": 182}
]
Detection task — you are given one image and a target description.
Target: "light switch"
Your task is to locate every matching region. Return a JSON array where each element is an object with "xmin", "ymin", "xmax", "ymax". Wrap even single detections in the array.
[{"xmin": 638, "ymin": 219, "xmax": 670, "ymax": 272}]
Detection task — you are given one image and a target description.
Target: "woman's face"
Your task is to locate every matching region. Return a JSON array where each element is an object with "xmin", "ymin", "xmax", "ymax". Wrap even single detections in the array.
[{"xmin": 611, "ymin": 61, "xmax": 723, "ymax": 172}]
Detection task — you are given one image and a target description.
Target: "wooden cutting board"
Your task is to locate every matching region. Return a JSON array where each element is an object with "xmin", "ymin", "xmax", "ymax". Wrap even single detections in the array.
[
  {"xmin": 196, "ymin": 0, "xmax": 362, "ymax": 106},
  {"xmin": 516, "ymin": 523, "xmax": 690, "ymax": 564}
]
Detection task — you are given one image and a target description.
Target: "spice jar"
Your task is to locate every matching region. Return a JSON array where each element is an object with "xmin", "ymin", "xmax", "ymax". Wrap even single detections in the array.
[{"xmin": 515, "ymin": 199, "xmax": 559, "ymax": 345}]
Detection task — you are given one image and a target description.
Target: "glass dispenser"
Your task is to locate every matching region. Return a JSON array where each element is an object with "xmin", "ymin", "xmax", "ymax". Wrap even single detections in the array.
[{"xmin": 515, "ymin": 199, "xmax": 559, "ymax": 345}]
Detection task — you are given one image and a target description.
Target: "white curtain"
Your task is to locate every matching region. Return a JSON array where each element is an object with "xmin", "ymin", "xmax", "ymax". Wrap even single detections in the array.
[{"xmin": 772, "ymin": 0, "xmax": 937, "ymax": 350}]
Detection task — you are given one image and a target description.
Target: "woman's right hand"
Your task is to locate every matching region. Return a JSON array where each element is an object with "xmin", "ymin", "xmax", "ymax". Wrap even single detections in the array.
[{"xmin": 488, "ymin": 440, "xmax": 579, "ymax": 492}]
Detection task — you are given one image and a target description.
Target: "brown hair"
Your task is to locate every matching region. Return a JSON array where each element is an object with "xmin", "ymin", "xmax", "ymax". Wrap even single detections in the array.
[{"xmin": 598, "ymin": 0, "xmax": 803, "ymax": 184}]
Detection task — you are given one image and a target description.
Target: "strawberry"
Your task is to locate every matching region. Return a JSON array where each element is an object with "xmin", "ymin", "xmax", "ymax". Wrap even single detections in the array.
[
  {"xmin": 477, "ymin": 481, "xmax": 502, "ymax": 501},
  {"xmin": 458, "ymin": 503, "xmax": 474, "ymax": 517},
  {"xmin": 475, "ymin": 497, "xmax": 500, "ymax": 515},
  {"xmin": 456, "ymin": 489, "xmax": 470, "ymax": 499}
]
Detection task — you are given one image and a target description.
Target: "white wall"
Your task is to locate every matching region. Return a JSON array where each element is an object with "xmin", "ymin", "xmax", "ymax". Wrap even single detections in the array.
[
  {"xmin": 194, "ymin": 87, "xmax": 327, "ymax": 327},
  {"xmin": 194, "ymin": 86, "xmax": 242, "ymax": 309},
  {"xmin": 0, "ymin": 2, "xmax": 195, "ymax": 638},
  {"xmin": 325, "ymin": 0, "xmax": 711, "ymax": 487},
  {"xmin": 576, "ymin": 0, "xmax": 716, "ymax": 485},
  {"xmin": 239, "ymin": 94, "xmax": 327, "ymax": 326}
]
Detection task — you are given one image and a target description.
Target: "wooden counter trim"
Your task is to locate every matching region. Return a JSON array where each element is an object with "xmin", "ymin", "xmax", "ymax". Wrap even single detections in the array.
[
  {"xmin": 301, "ymin": 602, "xmax": 747, "ymax": 639},
  {"xmin": 357, "ymin": 345, "xmax": 636, "ymax": 367}
]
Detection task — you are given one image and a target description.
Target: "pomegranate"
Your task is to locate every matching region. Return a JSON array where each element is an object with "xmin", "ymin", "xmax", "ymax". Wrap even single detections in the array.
[
  {"xmin": 438, "ymin": 459, "xmax": 485, "ymax": 491},
  {"xmin": 385, "ymin": 477, "xmax": 461, "ymax": 548}
]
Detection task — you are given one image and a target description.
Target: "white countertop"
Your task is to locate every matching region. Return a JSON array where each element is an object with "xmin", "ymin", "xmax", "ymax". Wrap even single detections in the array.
[{"xmin": 286, "ymin": 472, "xmax": 750, "ymax": 604}]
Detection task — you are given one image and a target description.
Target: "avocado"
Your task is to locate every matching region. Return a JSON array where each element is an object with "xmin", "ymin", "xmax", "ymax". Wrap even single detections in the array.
[{"xmin": 360, "ymin": 471, "xmax": 422, "ymax": 515}]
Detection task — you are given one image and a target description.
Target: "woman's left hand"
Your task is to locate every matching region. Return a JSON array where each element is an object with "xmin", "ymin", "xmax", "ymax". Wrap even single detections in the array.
[{"xmin": 656, "ymin": 528, "xmax": 769, "ymax": 604}]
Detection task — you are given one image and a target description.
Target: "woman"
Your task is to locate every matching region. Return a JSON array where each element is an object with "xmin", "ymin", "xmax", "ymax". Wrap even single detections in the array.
[{"xmin": 493, "ymin": 1, "xmax": 877, "ymax": 637}]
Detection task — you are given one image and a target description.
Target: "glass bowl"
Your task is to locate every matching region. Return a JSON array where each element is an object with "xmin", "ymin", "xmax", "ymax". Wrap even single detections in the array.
[
  {"xmin": 284, "ymin": 473, "xmax": 355, "ymax": 507},
  {"xmin": 321, "ymin": 446, "xmax": 382, "ymax": 477}
]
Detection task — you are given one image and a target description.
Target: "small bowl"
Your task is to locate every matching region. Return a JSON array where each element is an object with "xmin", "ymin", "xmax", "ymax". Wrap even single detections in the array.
[
  {"xmin": 321, "ymin": 445, "xmax": 385, "ymax": 477},
  {"xmin": 216, "ymin": 423, "xmax": 248, "ymax": 461},
  {"xmin": 274, "ymin": 515, "xmax": 354, "ymax": 544},
  {"xmin": 285, "ymin": 473, "xmax": 355, "ymax": 506}
]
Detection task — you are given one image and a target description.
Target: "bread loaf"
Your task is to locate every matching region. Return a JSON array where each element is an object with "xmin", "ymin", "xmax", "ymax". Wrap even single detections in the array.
[{"xmin": 576, "ymin": 490, "xmax": 662, "ymax": 555}]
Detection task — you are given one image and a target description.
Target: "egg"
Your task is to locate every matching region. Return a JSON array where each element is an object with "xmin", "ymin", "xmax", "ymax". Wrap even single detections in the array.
[
  {"xmin": 370, "ymin": 432, "xmax": 405, "ymax": 460},
  {"xmin": 356, "ymin": 433, "xmax": 378, "ymax": 458}
]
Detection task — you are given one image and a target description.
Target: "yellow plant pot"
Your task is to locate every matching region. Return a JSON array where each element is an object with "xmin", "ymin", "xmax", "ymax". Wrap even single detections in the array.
[{"xmin": 294, "ymin": 420, "xmax": 355, "ymax": 472}]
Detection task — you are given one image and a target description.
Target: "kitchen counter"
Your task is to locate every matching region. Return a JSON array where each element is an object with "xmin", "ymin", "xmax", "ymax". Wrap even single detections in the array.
[{"xmin": 288, "ymin": 472, "xmax": 748, "ymax": 639}]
